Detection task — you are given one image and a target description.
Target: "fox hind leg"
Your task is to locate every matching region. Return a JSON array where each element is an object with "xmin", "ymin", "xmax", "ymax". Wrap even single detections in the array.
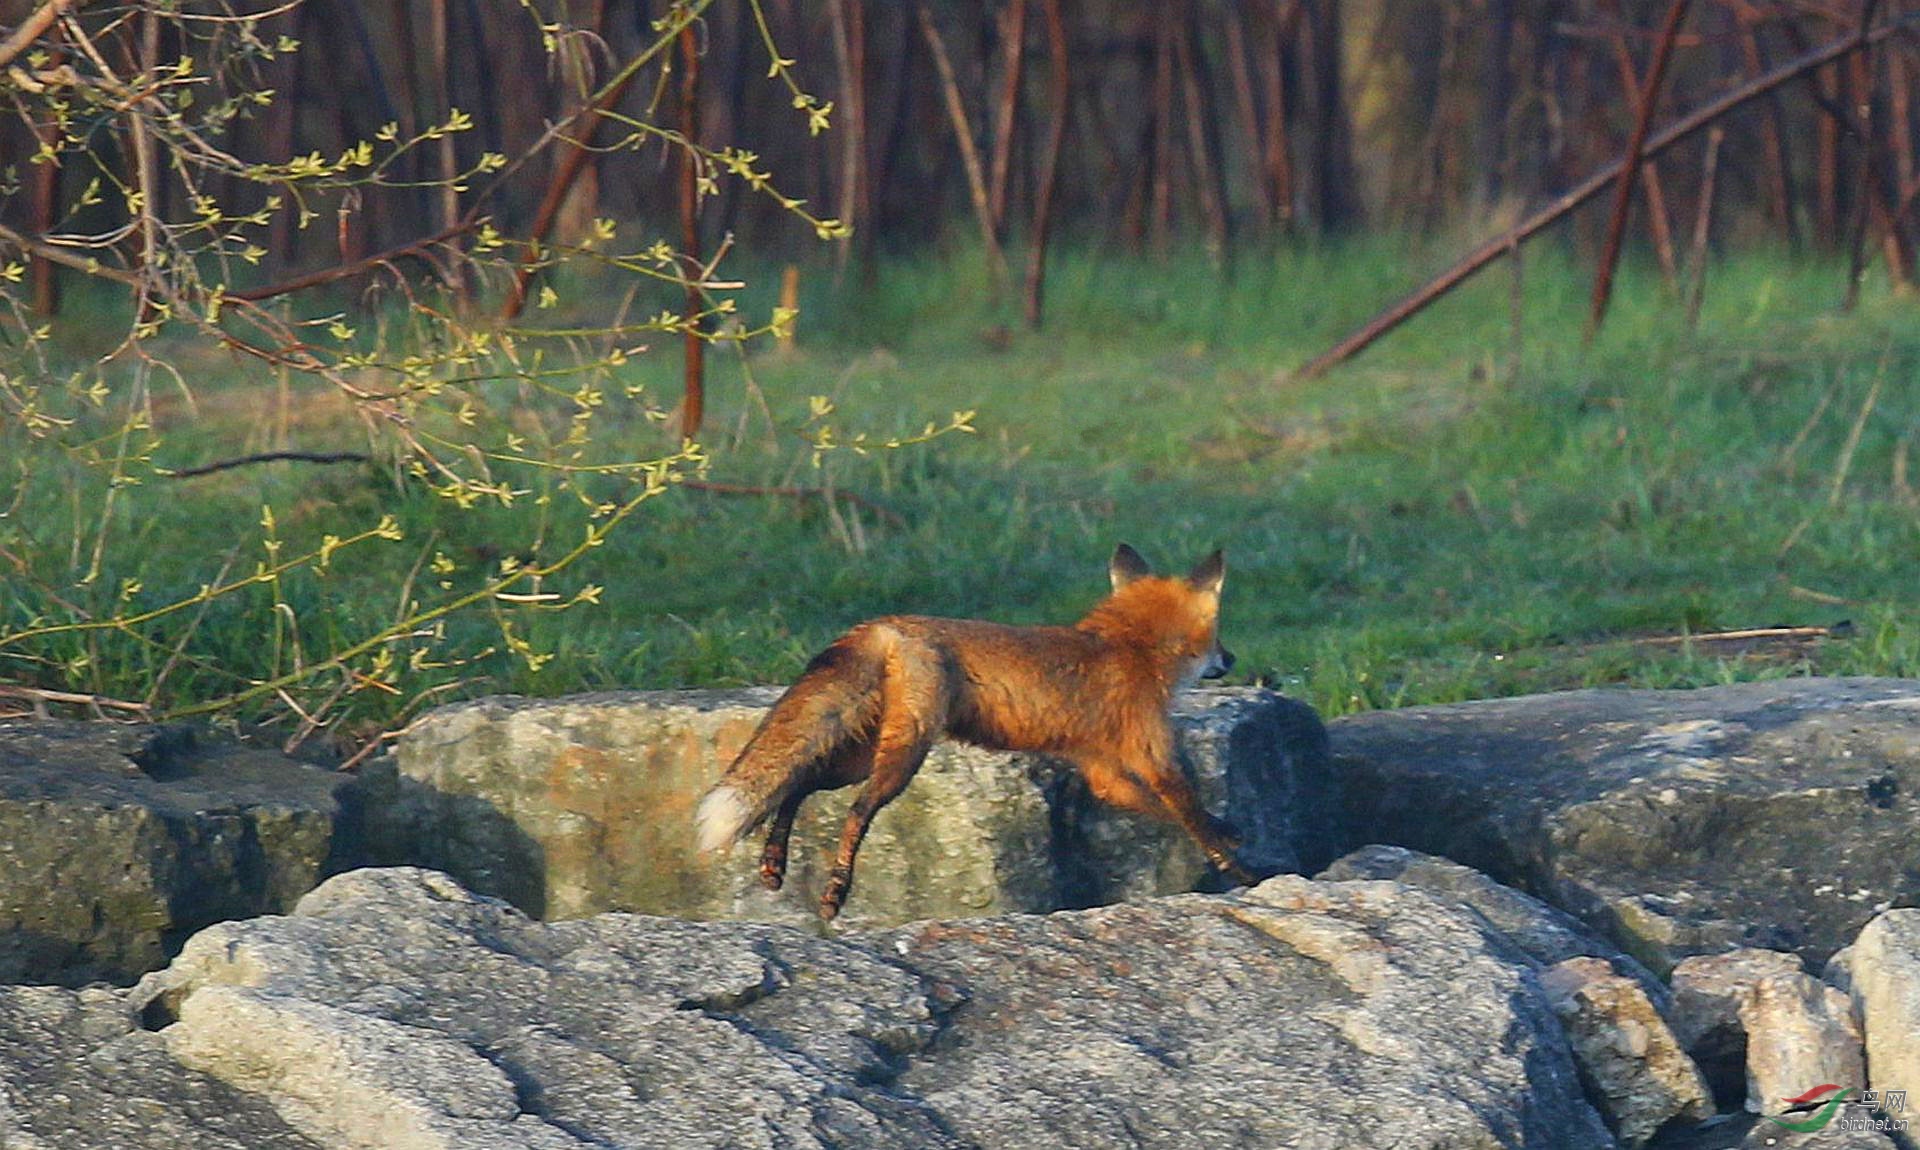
[
  {"xmin": 819, "ymin": 643, "xmax": 943, "ymax": 921},
  {"xmin": 759, "ymin": 737, "xmax": 877, "ymax": 891},
  {"xmin": 758, "ymin": 792, "xmax": 803, "ymax": 891}
]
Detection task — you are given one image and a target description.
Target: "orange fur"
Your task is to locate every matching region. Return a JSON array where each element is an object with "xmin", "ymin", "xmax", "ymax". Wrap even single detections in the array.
[{"xmin": 693, "ymin": 544, "xmax": 1252, "ymax": 920}]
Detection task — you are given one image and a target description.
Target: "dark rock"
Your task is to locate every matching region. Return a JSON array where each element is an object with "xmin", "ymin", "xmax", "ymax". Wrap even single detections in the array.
[
  {"xmin": 0, "ymin": 720, "xmax": 353, "ymax": 986},
  {"xmin": 1331, "ymin": 678, "xmax": 1920, "ymax": 972}
]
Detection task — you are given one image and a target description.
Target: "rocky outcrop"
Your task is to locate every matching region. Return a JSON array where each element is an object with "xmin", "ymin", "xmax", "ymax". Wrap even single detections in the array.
[
  {"xmin": 1537, "ymin": 957, "xmax": 1712, "ymax": 1148},
  {"xmin": 359, "ymin": 686, "xmax": 1333, "ymax": 929},
  {"xmin": 1331, "ymin": 678, "xmax": 1920, "ymax": 972},
  {"xmin": 103, "ymin": 866, "xmax": 1612, "ymax": 1150},
  {"xmin": 0, "ymin": 720, "xmax": 353, "ymax": 986}
]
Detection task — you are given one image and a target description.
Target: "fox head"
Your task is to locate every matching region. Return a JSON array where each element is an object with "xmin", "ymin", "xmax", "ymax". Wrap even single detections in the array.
[{"xmin": 1105, "ymin": 543, "xmax": 1235, "ymax": 684}]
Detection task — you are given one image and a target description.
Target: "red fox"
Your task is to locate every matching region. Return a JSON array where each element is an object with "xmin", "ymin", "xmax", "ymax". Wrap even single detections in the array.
[{"xmin": 694, "ymin": 544, "xmax": 1258, "ymax": 920}]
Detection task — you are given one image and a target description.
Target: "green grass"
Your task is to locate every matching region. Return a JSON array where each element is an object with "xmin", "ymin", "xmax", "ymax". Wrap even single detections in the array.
[{"xmin": 6, "ymin": 233, "xmax": 1920, "ymax": 744}]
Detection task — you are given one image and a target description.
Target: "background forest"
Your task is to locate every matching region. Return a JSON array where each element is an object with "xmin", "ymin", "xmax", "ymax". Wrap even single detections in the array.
[{"xmin": 2, "ymin": 0, "xmax": 1918, "ymax": 759}]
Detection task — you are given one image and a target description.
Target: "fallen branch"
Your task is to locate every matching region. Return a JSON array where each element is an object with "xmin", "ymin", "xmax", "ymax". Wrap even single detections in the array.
[
  {"xmin": 160, "ymin": 451, "xmax": 373, "ymax": 479},
  {"xmin": 0, "ymin": 683, "xmax": 151, "ymax": 721},
  {"xmin": 1292, "ymin": 12, "xmax": 1920, "ymax": 381},
  {"xmin": 683, "ymin": 479, "xmax": 907, "ymax": 527},
  {"xmin": 1631, "ymin": 625, "xmax": 1839, "ymax": 646}
]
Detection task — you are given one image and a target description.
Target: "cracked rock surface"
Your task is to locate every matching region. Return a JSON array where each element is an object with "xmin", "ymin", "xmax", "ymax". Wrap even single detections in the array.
[
  {"xmin": 5, "ymin": 865, "xmax": 1617, "ymax": 1150},
  {"xmin": 1332, "ymin": 678, "xmax": 1920, "ymax": 973}
]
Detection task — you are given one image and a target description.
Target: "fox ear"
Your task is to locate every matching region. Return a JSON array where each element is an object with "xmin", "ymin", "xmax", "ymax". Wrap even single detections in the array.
[
  {"xmin": 1110, "ymin": 543, "xmax": 1153, "ymax": 590},
  {"xmin": 1187, "ymin": 549, "xmax": 1225, "ymax": 595}
]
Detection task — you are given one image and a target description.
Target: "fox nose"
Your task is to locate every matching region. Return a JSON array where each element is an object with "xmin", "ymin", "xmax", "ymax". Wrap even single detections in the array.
[{"xmin": 1204, "ymin": 648, "xmax": 1235, "ymax": 679}]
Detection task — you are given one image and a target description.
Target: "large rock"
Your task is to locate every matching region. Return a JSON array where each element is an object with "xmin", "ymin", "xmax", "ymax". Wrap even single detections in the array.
[
  {"xmin": 106, "ymin": 866, "xmax": 1612, "ymax": 1149},
  {"xmin": 359, "ymin": 686, "xmax": 1332, "ymax": 929},
  {"xmin": 1669, "ymin": 949, "xmax": 1812, "ymax": 1107},
  {"xmin": 1832, "ymin": 909, "xmax": 1920, "ymax": 1098},
  {"xmin": 1537, "ymin": 957, "xmax": 1712, "ymax": 1147},
  {"xmin": 1738, "ymin": 974, "xmax": 1864, "ymax": 1118},
  {"xmin": 0, "ymin": 720, "xmax": 353, "ymax": 986},
  {"xmin": 1331, "ymin": 678, "xmax": 1920, "ymax": 972}
]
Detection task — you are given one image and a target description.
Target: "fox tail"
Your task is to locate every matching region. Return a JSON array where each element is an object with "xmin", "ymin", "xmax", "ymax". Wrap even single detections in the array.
[{"xmin": 694, "ymin": 633, "xmax": 886, "ymax": 853}]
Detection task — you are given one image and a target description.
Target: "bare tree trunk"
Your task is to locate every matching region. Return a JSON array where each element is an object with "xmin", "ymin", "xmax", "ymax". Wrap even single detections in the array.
[
  {"xmin": 1481, "ymin": 0, "xmax": 1517, "ymax": 206},
  {"xmin": 826, "ymin": 0, "xmax": 868, "ymax": 269},
  {"xmin": 1598, "ymin": 0, "xmax": 1679, "ymax": 286},
  {"xmin": 1025, "ymin": 0, "xmax": 1068, "ymax": 328},
  {"xmin": 1174, "ymin": 10, "xmax": 1229, "ymax": 258},
  {"xmin": 1686, "ymin": 126, "xmax": 1724, "ymax": 330},
  {"xmin": 920, "ymin": 5, "xmax": 1007, "ymax": 283},
  {"xmin": 679, "ymin": 19, "xmax": 705, "ymax": 441},
  {"xmin": 988, "ymin": 0, "xmax": 1027, "ymax": 234},
  {"xmin": 1738, "ymin": 13, "xmax": 1799, "ymax": 249},
  {"xmin": 1223, "ymin": 1, "xmax": 1271, "ymax": 225},
  {"xmin": 459, "ymin": 0, "xmax": 505, "ymax": 161},
  {"xmin": 1262, "ymin": 0, "xmax": 1303, "ymax": 228},
  {"xmin": 1150, "ymin": 13, "xmax": 1176, "ymax": 254},
  {"xmin": 1306, "ymin": 0, "xmax": 1358, "ymax": 230},
  {"xmin": 1587, "ymin": 0, "xmax": 1691, "ymax": 342},
  {"xmin": 430, "ymin": 0, "xmax": 464, "ymax": 279},
  {"xmin": 1818, "ymin": 59, "xmax": 1844, "ymax": 248}
]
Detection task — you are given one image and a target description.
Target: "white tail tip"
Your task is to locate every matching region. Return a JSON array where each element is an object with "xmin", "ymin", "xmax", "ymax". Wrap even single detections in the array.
[{"xmin": 694, "ymin": 785, "xmax": 752, "ymax": 854}]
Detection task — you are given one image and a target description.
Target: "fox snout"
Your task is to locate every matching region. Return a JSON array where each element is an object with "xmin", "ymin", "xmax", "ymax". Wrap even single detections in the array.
[{"xmin": 1200, "ymin": 644, "xmax": 1235, "ymax": 679}]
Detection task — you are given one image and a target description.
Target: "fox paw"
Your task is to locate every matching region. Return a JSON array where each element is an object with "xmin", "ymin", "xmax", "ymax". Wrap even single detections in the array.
[
  {"xmin": 759, "ymin": 848, "xmax": 788, "ymax": 892},
  {"xmin": 819, "ymin": 868, "xmax": 853, "ymax": 921},
  {"xmin": 1213, "ymin": 854, "xmax": 1261, "ymax": 888}
]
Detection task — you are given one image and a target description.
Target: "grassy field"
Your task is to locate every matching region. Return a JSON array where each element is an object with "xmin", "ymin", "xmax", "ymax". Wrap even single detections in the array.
[{"xmin": 4, "ymin": 234, "xmax": 1919, "ymax": 746}]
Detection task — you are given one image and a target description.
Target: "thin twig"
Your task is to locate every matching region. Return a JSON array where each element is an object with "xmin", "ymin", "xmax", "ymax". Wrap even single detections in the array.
[
  {"xmin": 1828, "ymin": 346, "xmax": 1888, "ymax": 507},
  {"xmin": 159, "ymin": 451, "xmax": 373, "ymax": 479},
  {"xmin": 225, "ymin": 222, "xmax": 476, "ymax": 303}
]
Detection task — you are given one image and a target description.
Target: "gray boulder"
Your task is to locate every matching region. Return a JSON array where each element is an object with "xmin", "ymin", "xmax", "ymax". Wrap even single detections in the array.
[
  {"xmin": 1320, "ymin": 844, "xmax": 1667, "ymax": 1001},
  {"xmin": 0, "ymin": 720, "xmax": 353, "ymax": 986},
  {"xmin": 107, "ymin": 865, "xmax": 1610, "ymax": 1149},
  {"xmin": 360, "ymin": 686, "xmax": 1332, "ymax": 929},
  {"xmin": 1331, "ymin": 678, "xmax": 1920, "ymax": 972},
  {"xmin": 0, "ymin": 983, "xmax": 320, "ymax": 1149}
]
